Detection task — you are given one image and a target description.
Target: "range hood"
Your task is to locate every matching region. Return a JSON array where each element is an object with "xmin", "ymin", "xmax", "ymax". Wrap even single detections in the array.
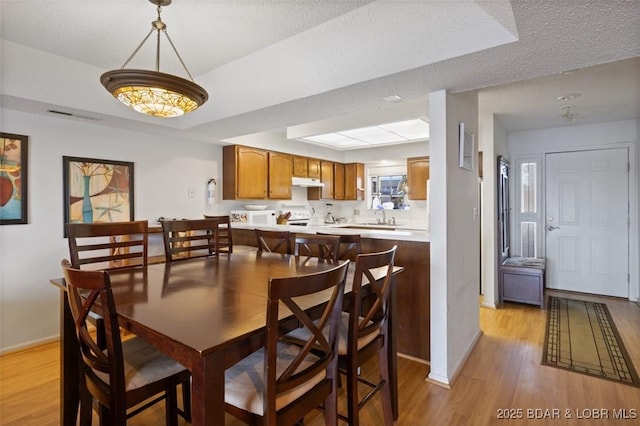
[{"xmin": 292, "ymin": 177, "xmax": 324, "ymax": 187}]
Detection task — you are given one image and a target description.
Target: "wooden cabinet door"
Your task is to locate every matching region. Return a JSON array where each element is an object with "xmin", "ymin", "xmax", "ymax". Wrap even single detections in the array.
[
  {"xmin": 333, "ymin": 163, "xmax": 345, "ymax": 200},
  {"xmin": 307, "ymin": 159, "xmax": 321, "ymax": 179},
  {"xmin": 344, "ymin": 162, "xmax": 364, "ymax": 200},
  {"xmin": 321, "ymin": 161, "xmax": 334, "ymax": 199},
  {"xmin": 223, "ymin": 145, "xmax": 268, "ymax": 199},
  {"xmin": 237, "ymin": 146, "xmax": 268, "ymax": 199},
  {"xmin": 407, "ymin": 156, "xmax": 429, "ymax": 200},
  {"xmin": 268, "ymin": 152, "xmax": 292, "ymax": 199},
  {"xmin": 293, "ymin": 156, "xmax": 308, "ymax": 177}
]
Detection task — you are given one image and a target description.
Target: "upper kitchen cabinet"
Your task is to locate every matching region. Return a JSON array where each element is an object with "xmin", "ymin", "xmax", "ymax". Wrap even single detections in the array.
[
  {"xmin": 223, "ymin": 145, "xmax": 268, "ymax": 199},
  {"xmin": 407, "ymin": 156, "xmax": 430, "ymax": 200},
  {"xmin": 293, "ymin": 155, "xmax": 308, "ymax": 177},
  {"xmin": 333, "ymin": 163, "xmax": 345, "ymax": 200},
  {"xmin": 344, "ymin": 163, "xmax": 365, "ymax": 200},
  {"xmin": 307, "ymin": 160, "xmax": 334, "ymax": 200},
  {"xmin": 307, "ymin": 158, "xmax": 321, "ymax": 179},
  {"xmin": 268, "ymin": 151, "xmax": 293, "ymax": 199}
]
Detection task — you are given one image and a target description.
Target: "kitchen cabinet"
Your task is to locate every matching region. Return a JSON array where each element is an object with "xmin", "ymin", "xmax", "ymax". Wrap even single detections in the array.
[
  {"xmin": 307, "ymin": 158, "xmax": 321, "ymax": 179},
  {"xmin": 333, "ymin": 163, "xmax": 345, "ymax": 200},
  {"xmin": 344, "ymin": 162, "xmax": 364, "ymax": 200},
  {"xmin": 407, "ymin": 156, "xmax": 429, "ymax": 200},
  {"xmin": 223, "ymin": 145, "xmax": 268, "ymax": 199},
  {"xmin": 293, "ymin": 155, "xmax": 308, "ymax": 177},
  {"xmin": 268, "ymin": 151, "xmax": 293, "ymax": 199},
  {"xmin": 307, "ymin": 160, "xmax": 334, "ymax": 200}
]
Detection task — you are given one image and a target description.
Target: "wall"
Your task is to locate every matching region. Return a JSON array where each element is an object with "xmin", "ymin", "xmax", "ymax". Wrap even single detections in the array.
[
  {"xmin": 428, "ymin": 89, "xmax": 481, "ymax": 386},
  {"xmin": 508, "ymin": 119, "xmax": 639, "ymax": 302},
  {"xmin": 0, "ymin": 109, "xmax": 228, "ymax": 353},
  {"xmin": 478, "ymin": 113, "xmax": 508, "ymax": 308}
]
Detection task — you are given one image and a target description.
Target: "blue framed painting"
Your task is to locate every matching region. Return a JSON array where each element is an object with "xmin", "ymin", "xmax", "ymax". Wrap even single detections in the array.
[
  {"xmin": 0, "ymin": 133, "xmax": 28, "ymax": 225},
  {"xmin": 62, "ymin": 156, "xmax": 135, "ymax": 233}
]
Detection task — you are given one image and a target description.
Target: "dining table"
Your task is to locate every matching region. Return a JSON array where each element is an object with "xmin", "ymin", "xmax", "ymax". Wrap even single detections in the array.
[{"xmin": 51, "ymin": 247, "xmax": 403, "ymax": 425}]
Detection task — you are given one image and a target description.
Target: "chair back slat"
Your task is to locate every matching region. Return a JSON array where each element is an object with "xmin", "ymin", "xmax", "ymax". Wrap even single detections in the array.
[
  {"xmin": 317, "ymin": 233, "xmax": 362, "ymax": 261},
  {"xmin": 61, "ymin": 259, "xmax": 126, "ymax": 393},
  {"xmin": 350, "ymin": 246, "xmax": 397, "ymax": 347},
  {"xmin": 66, "ymin": 221, "xmax": 149, "ymax": 270},
  {"xmin": 265, "ymin": 261, "xmax": 349, "ymax": 401},
  {"xmin": 204, "ymin": 214, "xmax": 233, "ymax": 253},
  {"xmin": 161, "ymin": 218, "xmax": 220, "ymax": 262},
  {"xmin": 294, "ymin": 234, "xmax": 340, "ymax": 261},
  {"xmin": 255, "ymin": 229, "xmax": 293, "ymax": 254}
]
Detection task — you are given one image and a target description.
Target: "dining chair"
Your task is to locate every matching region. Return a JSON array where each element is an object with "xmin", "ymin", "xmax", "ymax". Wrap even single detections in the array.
[
  {"xmin": 286, "ymin": 246, "xmax": 397, "ymax": 426},
  {"xmin": 224, "ymin": 260, "xmax": 350, "ymax": 426},
  {"xmin": 61, "ymin": 259, "xmax": 191, "ymax": 425},
  {"xmin": 66, "ymin": 220, "xmax": 149, "ymax": 270},
  {"xmin": 255, "ymin": 229, "xmax": 293, "ymax": 254},
  {"xmin": 318, "ymin": 233, "xmax": 362, "ymax": 261},
  {"xmin": 203, "ymin": 214, "xmax": 233, "ymax": 253},
  {"xmin": 161, "ymin": 218, "xmax": 220, "ymax": 262},
  {"xmin": 294, "ymin": 234, "xmax": 341, "ymax": 261}
]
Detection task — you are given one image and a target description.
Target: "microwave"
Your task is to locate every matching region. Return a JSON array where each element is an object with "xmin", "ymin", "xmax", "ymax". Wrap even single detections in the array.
[{"xmin": 230, "ymin": 210, "xmax": 277, "ymax": 226}]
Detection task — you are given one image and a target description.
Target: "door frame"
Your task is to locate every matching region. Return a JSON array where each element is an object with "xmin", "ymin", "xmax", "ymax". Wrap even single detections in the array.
[
  {"xmin": 543, "ymin": 147, "xmax": 631, "ymax": 297},
  {"xmin": 510, "ymin": 142, "xmax": 640, "ymax": 302}
]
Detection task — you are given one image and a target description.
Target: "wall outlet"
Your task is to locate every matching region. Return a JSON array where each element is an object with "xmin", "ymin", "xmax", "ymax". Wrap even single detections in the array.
[{"xmin": 353, "ymin": 209, "xmax": 360, "ymax": 216}]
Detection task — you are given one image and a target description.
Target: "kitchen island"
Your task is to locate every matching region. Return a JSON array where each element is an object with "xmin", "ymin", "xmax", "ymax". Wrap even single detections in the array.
[{"xmin": 231, "ymin": 222, "xmax": 430, "ymax": 361}]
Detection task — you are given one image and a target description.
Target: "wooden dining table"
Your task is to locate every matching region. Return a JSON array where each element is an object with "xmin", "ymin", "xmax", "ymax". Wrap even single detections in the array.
[{"xmin": 51, "ymin": 248, "xmax": 403, "ymax": 425}]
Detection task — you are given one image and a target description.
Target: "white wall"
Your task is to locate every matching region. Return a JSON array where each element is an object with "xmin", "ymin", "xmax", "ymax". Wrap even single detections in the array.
[
  {"xmin": 508, "ymin": 119, "xmax": 639, "ymax": 302},
  {"xmin": 478, "ymin": 113, "xmax": 508, "ymax": 308},
  {"xmin": 0, "ymin": 109, "xmax": 230, "ymax": 353},
  {"xmin": 428, "ymin": 90, "xmax": 481, "ymax": 385}
]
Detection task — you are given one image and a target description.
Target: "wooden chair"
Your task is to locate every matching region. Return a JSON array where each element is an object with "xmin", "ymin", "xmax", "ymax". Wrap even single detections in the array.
[
  {"xmin": 286, "ymin": 246, "xmax": 397, "ymax": 425},
  {"xmin": 204, "ymin": 214, "xmax": 233, "ymax": 253},
  {"xmin": 161, "ymin": 218, "xmax": 219, "ymax": 262},
  {"xmin": 255, "ymin": 229, "xmax": 293, "ymax": 254},
  {"xmin": 318, "ymin": 233, "xmax": 362, "ymax": 261},
  {"xmin": 61, "ymin": 259, "xmax": 191, "ymax": 425},
  {"xmin": 224, "ymin": 261, "xmax": 350, "ymax": 426},
  {"xmin": 294, "ymin": 234, "xmax": 341, "ymax": 261},
  {"xmin": 66, "ymin": 221, "xmax": 149, "ymax": 270}
]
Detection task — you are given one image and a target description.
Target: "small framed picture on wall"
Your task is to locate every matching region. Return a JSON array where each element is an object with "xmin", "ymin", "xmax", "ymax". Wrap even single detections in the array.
[{"xmin": 0, "ymin": 132, "xmax": 28, "ymax": 225}]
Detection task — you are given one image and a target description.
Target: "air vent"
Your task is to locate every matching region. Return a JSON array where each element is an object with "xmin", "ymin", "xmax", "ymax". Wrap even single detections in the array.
[{"xmin": 46, "ymin": 110, "xmax": 100, "ymax": 121}]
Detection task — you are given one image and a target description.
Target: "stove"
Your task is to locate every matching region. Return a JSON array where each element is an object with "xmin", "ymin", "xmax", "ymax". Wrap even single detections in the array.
[{"xmin": 280, "ymin": 205, "xmax": 312, "ymax": 226}]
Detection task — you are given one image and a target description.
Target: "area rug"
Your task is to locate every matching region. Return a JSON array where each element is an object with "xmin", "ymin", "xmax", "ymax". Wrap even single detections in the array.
[{"xmin": 542, "ymin": 296, "xmax": 640, "ymax": 387}]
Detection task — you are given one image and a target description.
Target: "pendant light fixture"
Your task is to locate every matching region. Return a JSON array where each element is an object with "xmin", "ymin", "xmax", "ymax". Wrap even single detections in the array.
[{"xmin": 100, "ymin": 0, "xmax": 208, "ymax": 118}]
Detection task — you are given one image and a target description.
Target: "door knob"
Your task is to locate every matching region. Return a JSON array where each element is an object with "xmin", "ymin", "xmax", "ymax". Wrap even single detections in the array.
[{"xmin": 546, "ymin": 225, "xmax": 560, "ymax": 231}]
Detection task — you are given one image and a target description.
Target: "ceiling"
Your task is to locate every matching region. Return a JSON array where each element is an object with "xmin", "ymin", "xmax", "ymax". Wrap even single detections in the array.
[{"xmin": 1, "ymin": 1, "xmax": 639, "ymax": 150}]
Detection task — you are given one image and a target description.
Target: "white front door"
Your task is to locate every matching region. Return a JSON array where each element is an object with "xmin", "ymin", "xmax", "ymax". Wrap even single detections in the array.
[{"xmin": 545, "ymin": 148, "xmax": 629, "ymax": 297}]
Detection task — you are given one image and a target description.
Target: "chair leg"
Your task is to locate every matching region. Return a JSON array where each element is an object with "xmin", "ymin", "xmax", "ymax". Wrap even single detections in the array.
[
  {"xmin": 378, "ymin": 345, "xmax": 394, "ymax": 426},
  {"xmin": 78, "ymin": 378, "xmax": 93, "ymax": 426},
  {"xmin": 346, "ymin": 359, "xmax": 360, "ymax": 426},
  {"xmin": 181, "ymin": 379, "xmax": 192, "ymax": 422},
  {"xmin": 165, "ymin": 387, "xmax": 179, "ymax": 426},
  {"xmin": 323, "ymin": 390, "xmax": 338, "ymax": 426}
]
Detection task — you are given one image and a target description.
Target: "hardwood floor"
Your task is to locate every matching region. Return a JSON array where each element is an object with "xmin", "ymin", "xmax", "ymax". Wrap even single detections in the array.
[{"xmin": 1, "ymin": 290, "xmax": 638, "ymax": 425}]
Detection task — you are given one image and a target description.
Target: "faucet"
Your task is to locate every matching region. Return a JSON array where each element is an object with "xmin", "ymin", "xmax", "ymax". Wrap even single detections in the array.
[{"xmin": 375, "ymin": 209, "xmax": 387, "ymax": 225}]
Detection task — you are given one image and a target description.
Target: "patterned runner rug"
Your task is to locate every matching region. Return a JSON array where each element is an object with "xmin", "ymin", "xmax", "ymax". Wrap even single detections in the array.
[{"xmin": 542, "ymin": 296, "xmax": 640, "ymax": 387}]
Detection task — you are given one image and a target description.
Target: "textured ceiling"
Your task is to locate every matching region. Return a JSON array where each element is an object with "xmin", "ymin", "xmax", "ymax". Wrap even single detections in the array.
[{"xmin": 1, "ymin": 0, "xmax": 639, "ymax": 148}]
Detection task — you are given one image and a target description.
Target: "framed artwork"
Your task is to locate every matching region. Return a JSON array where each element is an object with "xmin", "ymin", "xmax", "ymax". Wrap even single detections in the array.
[
  {"xmin": 63, "ymin": 156, "xmax": 134, "ymax": 231},
  {"xmin": 459, "ymin": 122, "xmax": 475, "ymax": 171},
  {"xmin": 0, "ymin": 133, "xmax": 28, "ymax": 225}
]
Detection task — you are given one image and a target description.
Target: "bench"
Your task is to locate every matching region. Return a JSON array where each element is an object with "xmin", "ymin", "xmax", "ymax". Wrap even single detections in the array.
[{"xmin": 499, "ymin": 257, "xmax": 546, "ymax": 309}]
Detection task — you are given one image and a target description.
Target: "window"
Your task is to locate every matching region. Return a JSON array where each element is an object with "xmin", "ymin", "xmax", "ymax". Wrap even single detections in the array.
[
  {"xmin": 370, "ymin": 174, "xmax": 407, "ymax": 210},
  {"xmin": 513, "ymin": 156, "xmax": 542, "ymax": 257}
]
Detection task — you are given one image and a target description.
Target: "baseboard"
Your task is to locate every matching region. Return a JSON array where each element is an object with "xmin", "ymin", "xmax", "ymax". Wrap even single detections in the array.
[
  {"xmin": 0, "ymin": 335, "xmax": 59, "ymax": 356},
  {"xmin": 426, "ymin": 330, "xmax": 484, "ymax": 389},
  {"xmin": 398, "ymin": 352, "xmax": 430, "ymax": 365}
]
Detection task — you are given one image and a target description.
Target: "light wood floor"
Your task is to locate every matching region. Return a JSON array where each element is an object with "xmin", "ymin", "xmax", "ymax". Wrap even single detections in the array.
[{"xmin": 2, "ymin": 290, "xmax": 639, "ymax": 425}]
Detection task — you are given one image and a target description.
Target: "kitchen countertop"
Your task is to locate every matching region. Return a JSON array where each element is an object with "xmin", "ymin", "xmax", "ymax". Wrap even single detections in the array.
[{"xmin": 230, "ymin": 222, "xmax": 429, "ymax": 243}]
